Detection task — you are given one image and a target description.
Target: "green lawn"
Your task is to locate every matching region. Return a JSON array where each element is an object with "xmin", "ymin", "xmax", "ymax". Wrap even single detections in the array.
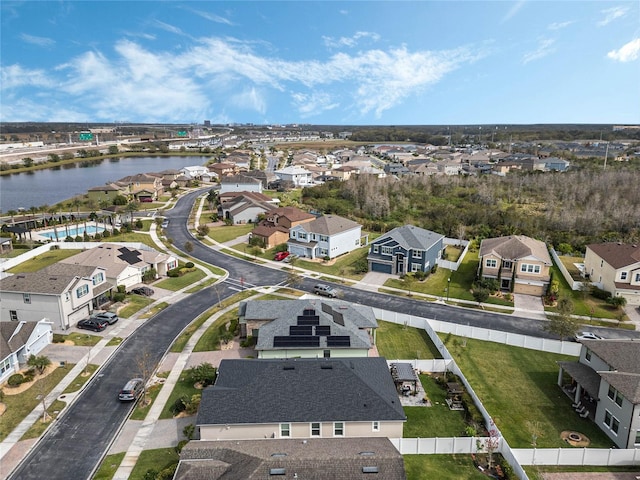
[
  {"xmin": 53, "ymin": 332, "xmax": 102, "ymax": 346},
  {"xmin": 62, "ymin": 364, "xmax": 99, "ymax": 393},
  {"xmin": 290, "ymin": 245, "xmax": 370, "ymax": 280},
  {"xmin": 117, "ymin": 295, "xmax": 154, "ymax": 318},
  {"xmin": 131, "ymin": 382, "xmax": 164, "ymax": 421},
  {"xmin": 92, "ymin": 452, "xmax": 125, "ymax": 480},
  {"xmin": 441, "ymin": 335, "xmax": 615, "ymax": 448},
  {"xmin": 128, "ymin": 448, "xmax": 179, "ymax": 480},
  {"xmin": 159, "ymin": 376, "xmax": 201, "ymax": 420},
  {"xmin": 7, "ymin": 248, "xmax": 82, "ymax": 273},
  {"xmin": 524, "ymin": 464, "xmax": 640, "ymax": 480},
  {"xmin": 404, "ymin": 454, "xmax": 487, "ymax": 480},
  {"xmin": 0, "ymin": 365, "xmax": 75, "ymax": 441},
  {"xmin": 206, "ymin": 224, "xmax": 254, "ymax": 243},
  {"xmin": 377, "ymin": 321, "xmax": 442, "ymax": 360},
  {"xmin": 193, "ymin": 308, "xmax": 238, "ymax": 352},
  {"xmin": 154, "ymin": 269, "xmax": 206, "ymax": 291}
]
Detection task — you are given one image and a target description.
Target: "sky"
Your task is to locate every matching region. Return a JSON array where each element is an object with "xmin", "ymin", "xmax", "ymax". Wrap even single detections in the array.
[{"xmin": 1, "ymin": 1, "xmax": 639, "ymax": 126}]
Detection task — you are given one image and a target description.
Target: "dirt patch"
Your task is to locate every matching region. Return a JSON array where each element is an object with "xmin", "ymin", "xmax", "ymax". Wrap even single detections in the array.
[
  {"xmin": 560, "ymin": 430, "xmax": 591, "ymax": 447},
  {"xmin": 1, "ymin": 364, "xmax": 59, "ymax": 396},
  {"xmin": 0, "ymin": 402, "xmax": 6, "ymax": 416}
]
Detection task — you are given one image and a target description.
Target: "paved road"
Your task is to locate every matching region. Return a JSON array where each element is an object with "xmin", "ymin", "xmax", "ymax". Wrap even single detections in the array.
[{"xmin": 9, "ymin": 189, "xmax": 637, "ymax": 480}]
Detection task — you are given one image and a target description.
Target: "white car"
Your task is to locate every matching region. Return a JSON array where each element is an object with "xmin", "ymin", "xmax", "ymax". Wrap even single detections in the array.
[{"xmin": 574, "ymin": 331, "xmax": 604, "ymax": 341}]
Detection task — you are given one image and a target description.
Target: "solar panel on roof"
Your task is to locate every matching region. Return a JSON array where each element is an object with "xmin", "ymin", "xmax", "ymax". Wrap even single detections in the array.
[
  {"xmin": 327, "ymin": 336, "xmax": 351, "ymax": 347},
  {"xmin": 273, "ymin": 336, "xmax": 320, "ymax": 347},
  {"xmin": 290, "ymin": 325, "xmax": 313, "ymax": 336},
  {"xmin": 297, "ymin": 316, "xmax": 319, "ymax": 326},
  {"xmin": 315, "ymin": 325, "xmax": 331, "ymax": 336},
  {"xmin": 117, "ymin": 247, "xmax": 142, "ymax": 265},
  {"xmin": 332, "ymin": 311, "xmax": 344, "ymax": 326},
  {"xmin": 303, "ymin": 308, "xmax": 316, "ymax": 316}
]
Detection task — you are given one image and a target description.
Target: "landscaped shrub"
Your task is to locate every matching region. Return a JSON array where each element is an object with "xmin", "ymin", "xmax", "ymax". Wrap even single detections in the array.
[
  {"xmin": 353, "ymin": 257, "xmax": 369, "ymax": 274},
  {"xmin": 473, "ymin": 288, "xmax": 490, "ymax": 303},
  {"xmin": 170, "ymin": 395, "xmax": 189, "ymax": 415},
  {"xmin": 157, "ymin": 464, "xmax": 178, "ymax": 480},
  {"xmin": 430, "ymin": 264, "xmax": 438, "ymax": 274},
  {"xmin": 111, "ymin": 228, "xmax": 120, "ymax": 236},
  {"xmin": 185, "ymin": 262, "xmax": 194, "ymax": 269},
  {"xmin": 175, "ymin": 440, "xmax": 188, "ymax": 454},
  {"xmin": 22, "ymin": 368, "xmax": 36, "ymax": 382},
  {"xmin": 142, "ymin": 268, "xmax": 157, "ymax": 282},
  {"xmin": 93, "ymin": 232, "xmax": 102, "ymax": 240},
  {"xmin": 75, "ymin": 235, "xmax": 83, "ymax": 242},
  {"xmin": 117, "ymin": 285, "xmax": 126, "ymax": 294},
  {"xmin": 102, "ymin": 230, "xmax": 111, "ymax": 238},
  {"xmin": 113, "ymin": 292, "xmax": 126, "ymax": 302},
  {"xmin": 590, "ymin": 286, "xmax": 611, "ymax": 300},
  {"xmin": 7, "ymin": 373, "xmax": 24, "ymax": 387},
  {"xmin": 167, "ymin": 268, "xmax": 181, "ymax": 277},
  {"xmin": 134, "ymin": 219, "xmax": 143, "ymax": 229},
  {"xmin": 52, "ymin": 334, "xmax": 65, "ymax": 343}
]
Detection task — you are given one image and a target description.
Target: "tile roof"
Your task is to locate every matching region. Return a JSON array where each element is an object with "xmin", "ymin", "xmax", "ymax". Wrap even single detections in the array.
[
  {"xmin": 479, "ymin": 235, "xmax": 552, "ymax": 264},
  {"xmin": 175, "ymin": 438, "xmax": 406, "ymax": 480},
  {"xmin": 197, "ymin": 357, "xmax": 406, "ymax": 426},
  {"xmin": 373, "ymin": 224, "xmax": 443, "ymax": 251},
  {"xmin": 587, "ymin": 243, "xmax": 640, "ymax": 269},
  {"xmin": 0, "ymin": 264, "xmax": 98, "ymax": 294}
]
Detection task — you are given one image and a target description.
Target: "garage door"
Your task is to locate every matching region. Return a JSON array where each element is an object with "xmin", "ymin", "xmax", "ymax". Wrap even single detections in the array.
[
  {"xmin": 371, "ymin": 262, "xmax": 392, "ymax": 274},
  {"xmin": 68, "ymin": 305, "xmax": 90, "ymax": 327},
  {"xmin": 514, "ymin": 283, "xmax": 545, "ymax": 296}
]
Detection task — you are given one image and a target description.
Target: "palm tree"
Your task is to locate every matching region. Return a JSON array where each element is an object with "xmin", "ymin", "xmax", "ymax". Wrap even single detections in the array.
[{"xmin": 124, "ymin": 201, "xmax": 139, "ymax": 225}]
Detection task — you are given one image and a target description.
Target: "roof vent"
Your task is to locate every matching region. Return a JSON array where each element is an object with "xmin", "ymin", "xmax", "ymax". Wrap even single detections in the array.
[
  {"xmin": 269, "ymin": 468, "xmax": 286, "ymax": 475},
  {"xmin": 320, "ymin": 364, "xmax": 333, "ymax": 370},
  {"xmin": 283, "ymin": 365, "xmax": 295, "ymax": 371},
  {"xmin": 359, "ymin": 451, "xmax": 376, "ymax": 456}
]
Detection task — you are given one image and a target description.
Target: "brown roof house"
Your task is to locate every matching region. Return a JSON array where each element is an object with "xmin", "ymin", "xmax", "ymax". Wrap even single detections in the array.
[
  {"xmin": 86, "ymin": 183, "xmax": 123, "ymax": 203},
  {"xmin": 219, "ymin": 192, "xmax": 278, "ymax": 225},
  {"xmin": 249, "ymin": 206, "xmax": 315, "ymax": 249},
  {"xmin": 584, "ymin": 243, "xmax": 640, "ymax": 306},
  {"xmin": 478, "ymin": 235, "xmax": 552, "ymax": 295},
  {"xmin": 558, "ymin": 340, "xmax": 640, "ymax": 449},
  {"xmin": 174, "ymin": 437, "xmax": 406, "ymax": 480},
  {"xmin": 115, "ymin": 173, "xmax": 163, "ymax": 202}
]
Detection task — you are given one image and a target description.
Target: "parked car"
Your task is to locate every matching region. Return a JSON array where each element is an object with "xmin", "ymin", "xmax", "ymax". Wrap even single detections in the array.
[
  {"xmin": 118, "ymin": 378, "xmax": 144, "ymax": 401},
  {"xmin": 161, "ymin": 220, "xmax": 169, "ymax": 229},
  {"xmin": 313, "ymin": 284, "xmax": 339, "ymax": 298},
  {"xmin": 274, "ymin": 251, "xmax": 290, "ymax": 261},
  {"xmin": 91, "ymin": 311, "xmax": 119, "ymax": 325},
  {"xmin": 131, "ymin": 286, "xmax": 155, "ymax": 297},
  {"xmin": 77, "ymin": 317, "xmax": 108, "ymax": 332},
  {"xmin": 574, "ymin": 331, "xmax": 604, "ymax": 341},
  {"xmin": 283, "ymin": 254, "xmax": 298, "ymax": 263}
]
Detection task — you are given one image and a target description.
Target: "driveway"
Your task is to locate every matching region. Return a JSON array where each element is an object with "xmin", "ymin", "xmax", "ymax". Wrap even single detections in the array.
[{"xmin": 513, "ymin": 294, "xmax": 547, "ymax": 320}]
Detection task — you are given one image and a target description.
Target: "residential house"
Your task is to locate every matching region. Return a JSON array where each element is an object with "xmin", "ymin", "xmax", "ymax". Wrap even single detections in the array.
[
  {"xmin": 333, "ymin": 165, "xmax": 358, "ymax": 181},
  {"xmin": 196, "ymin": 357, "xmax": 406, "ymax": 441},
  {"xmin": 180, "ymin": 165, "xmax": 210, "ymax": 179},
  {"xmin": 219, "ymin": 175, "xmax": 263, "ymax": 194},
  {"xmin": 249, "ymin": 207, "xmax": 315, "ymax": 249},
  {"xmin": 545, "ymin": 157, "xmax": 571, "ymax": 172},
  {"xmin": 115, "ymin": 173, "xmax": 163, "ymax": 202},
  {"xmin": 384, "ymin": 163, "xmax": 411, "ymax": 176},
  {"xmin": 558, "ymin": 340, "xmax": 640, "ymax": 449},
  {"xmin": 275, "ymin": 165, "xmax": 314, "ymax": 187},
  {"xmin": 238, "ymin": 299, "xmax": 378, "ymax": 358},
  {"xmin": 208, "ymin": 162, "xmax": 238, "ymax": 179},
  {"xmin": 60, "ymin": 243, "xmax": 177, "ymax": 289},
  {"xmin": 174, "ymin": 438, "xmax": 406, "ymax": 480},
  {"xmin": 584, "ymin": 243, "xmax": 640, "ymax": 305},
  {"xmin": 288, "ymin": 215, "xmax": 365, "ymax": 260},
  {"xmin": 478, "ymin": 235, "xmax": 552, "ymax": 295},
  {"xmin": 0, "ymin": 319, "xmax": 53, "ymax": 384},
  {"xmin": 86, "ymin": 183, "xmax": 122, "ymax": 203},
  {"xmin": 367, "ymin": 225, "xmax": 444, "ymax": 275},
  {"xmin": 0, "ymin": 264, "xmax": 112, "ymax": 331},
  {"xmin": 219, "ymin": 192, "xmax": 278, "ymax": 224},
  {"xmin": 241, "ymin": 170, "xmax": 277, "ymax": 190}
]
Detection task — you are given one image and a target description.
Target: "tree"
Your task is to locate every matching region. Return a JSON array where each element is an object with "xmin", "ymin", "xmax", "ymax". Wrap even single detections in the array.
[
  {"xmin": 545, "ymin": 297, "xmax": 578, "ymax": 338},
  {"xmin": 27, "ymin": 354, "xmax": 51, "ymax": 375},
  {"xmin": 402, "ymin": 274, "xmax": 416, "ymax": 297},
  {"xmin": 608, "ymin": 296, "xmax": 627, "ymax": 309},
  {"xmin": 184, "ymin": 241, "xmax": 194, "ymax": 253},
  {"xmin": 108, "ymin": 145, "xmax": 119, "ymax": 155},
  {"xmin": 135, "ymin": 348, "xmax": 156, "ymax": 406},
  {"xmin": 22, "ymin": 157, "xmax": 34, "ymax": 167},
  {"xmin": 124, "ymin": 201, "xmax": 139, "ymax": 224},
  {"xmin": 47, "ymin": 153, "xmax": 60, "ymax": 163},
  {"xmin": 7, "ymin": 210, "xmax": 17, "ymax": 224},
  {"xmin": 185, "ymin": 363, "xmax": 217, "ymax": 387}
]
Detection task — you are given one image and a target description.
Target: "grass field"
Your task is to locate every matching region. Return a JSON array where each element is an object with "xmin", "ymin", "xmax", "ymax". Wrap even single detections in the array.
[
  {"xmin": 206, "ymin": 223, "xmax": 254, "ymax": 243},
  {"xmin": 92, "ymin": 452, "xmax": 126, "ymax": 480},
  {"xmin": 154, "ymin": 269, "xmax": 207, "ymax": 291},
  {"xmin": 117, "ymin": 295, "xmax": 154, "ymax": 318},
  {"xmin": 376, "ymin": 320, "xmax": 442, "ymax": 360},
  {"xmin": 129, "ymin": 447, "xmax": 179, "ymax": 480},
  {"xmin": 404, "ymin": 454, "xmax": 487, "ymax": 480},
  {"xmin": 7, "ymin": 248, "xmax": 81, "ymax": 273}
]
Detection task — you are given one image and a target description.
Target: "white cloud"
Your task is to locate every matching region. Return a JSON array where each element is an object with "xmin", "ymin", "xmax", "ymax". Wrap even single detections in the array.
[
  {"xmin": 502, "ymin": 1, "xmax": 526, "ymax": 23},
  {"xmin": 291, "ymin": 91, "xmax": 339, "ymax": 117},
  {"xmin": 548, "ymin": 20, "xmax": 574, "ymax": 31},
  {"xmin": 522, "ymin": 38, "xmax": 556, "ymax": 64},
  {"xmin": 607, "ymin": 38, "xmax": 640, "ymax": 62},
  {"xmin": 20, "ymin": 33, "xmax": 55, "ymax": 47},
  {"xmin": 186, "ymin": 7, "xmax": 234, "ymax": 25},
  {"xmin": 323, "ymin": 31, "xmax": 381, "ymax": 49},
  {"xmin": 230, "ymin": 87, "xmax": 266, "ymax": 114},
  {"xmin": 598, "ymin": 6, "xmax": 629, "ymax": 26},
  {"xmin": 153, "ymin": 20, "xmax": 188, "ymax": 37},
  {"xmin": 1, "ymin": 64, "xmax": 54, "ymax": 90}
]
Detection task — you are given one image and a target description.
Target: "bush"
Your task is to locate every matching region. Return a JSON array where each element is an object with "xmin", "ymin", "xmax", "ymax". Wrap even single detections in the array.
[
  {"xmin": 23, "ymin": 368, "xmax": 36, "ymax": 382},
  {"xmin": 167, "ymin": 268, "xmax": 181, "ymax": 277},
  {"xmin": 75, "ymin": 235, "xmax": 83, "ymax": 242},
  {"xmin": 102, "ymin": 230, "xmax": 111, "ymax": 238},
  {"xmin": 171, "ymin": 395, "xmax": 189, "ymax": 415},
  {"xmin": 134, "ymin": 219, "xmax": 143, "ymax": 229},
  {"xmin": 7, "ymin": 373, "xmax": 24, "ymax": 387},
  {"xmin": 430, "ymin": 264, "xmax": 438, "ymax": 274},
  {"xmin": 52, "ymin": 334, "xmax": 65, "ymax": 343},
  {"xmin": 111, "ymin": 228, "xmax": 120, "ymax": 236},
  {"xmin": 473, "ymin": 288, "xmax": 490, "ymax": 303},
  {"xmin": 175, "ymin": 439, "xmax": 189, "ymax": 454},
  {"xmin": 113, "ymin": 292, "xmax": 126, "ymax": 302},
  {"xmin": 185, "ymin": 261, "xmax": 195, "ymax": 269},
  {"xmin": 117, "ymin": 285, "xmax": 126, "ymax": 294},
  {"xmin": 590, "ymin": 286, "xmax": 611, "ymax": 301},
  {"xmin": 93, "ymin": 232, "xmax": 102, "ymax": 240}
]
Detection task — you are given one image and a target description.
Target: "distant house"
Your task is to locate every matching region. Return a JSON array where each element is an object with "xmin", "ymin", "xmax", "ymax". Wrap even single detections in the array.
[
  {"xmin": 208, "ymin": 161, "xmax": 238, "ymax": 179},
  {"xmin": 545, "ymin": 157, "xmax": 571, "ymax": 172},
  {"xmin": 367, "ymin": 225, "xmax": 444, "ymax": 275},
  {"xmin": 249, "ymin": 206, "xmax": 315, "ymax": 249},
  {"xmin": 196, "ymin": 357, "xmax": 406, "ymax": 441},
  {"xmin": 478, "ymin": 235, "xmax": 552, "ymax": 295},
  {"xmin": 0, "ymin": 264, "xmax": 112, "ymax": 331},
  {"xmin": 558, "ymin": 340, "xmax": 640, "ymax": 449},
  {"xmin": 0, "ymin": 319, "xmax": 53, "ymax": 384},
  {"xmin": 115, "ymin": 173, "xmax": 163, "ymax": 202},
  {"xmin": 238, "ymin": 299, "xmax": 378, "ymax": 358},
  {"xmin": 180, "ymin": 165, "xmax": 210, "ymax": 179},
  {"xmin": 274, "ymin": 165, "xmax": 314, "ymax": 187},
  {"xmin": 242, "ymin": 170, "xmax": 277, "ymax": 189},
  {"xmin": 60, "ymin": 243, "xmax": 177, "ymax": 289},
  {"xmin": 584, "ymin": 243, "xmax": 640, "ymax": 305},
  {"xmin": 87, "ymin": 183, "xmax": 122, "ymax": 203},
  {"xmin": 219, "ymin": 174, "xmax": 263, "ymax": 194},
  {"xmin": 288, "ymin": 215, "xmax": 365, "ymax": 259},
  {"xmin": 175, "ymin": 438, "xmax": 406, "ymax": 480}
]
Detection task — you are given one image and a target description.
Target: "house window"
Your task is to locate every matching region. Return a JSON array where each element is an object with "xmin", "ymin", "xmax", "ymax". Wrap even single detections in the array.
[
  {"xmin": 620, "ymin": 272, "xmax": 627, "ymax": 280},
  {"xmin": 372, "ymin": 245, "xmax": 379, "ymax": 254},
  {"xmin": 600, "ymin": 260, "xmax": 604, "ymax": 267},
  {"xmin": 372, "ymin": 421, "xmax": 380, "ymax": 432},
  {"xmin": 503, "ymin": 260, "xmax": 512, "ymax": 269},
  {"xmin": 320, "ymin": 248, "xmax": 328, "ymax": 256},
  {"xmin": 280, "ymin": 423, "xmax": 290, "ymax": 437},
  {"xmin": 635, "ymin": 273, "xmax": 640, "ymax": 282},
  {"xmin": 608, "ymin": 386, "xmax": 624, "ymax": 407},
  {"xmin": 23, "ymin": 293, "xmax": 31, "ymax": 304},
  {"xmin": 411, "ymin": 263, "xmax": 421, "ymax": 272},
  {"xmin": 604, "ymin": 410, "xmax": 620, "ymax": 434},
  {"xmin": 333, "ymin": 422, "xmax": 344, "ymax": 436},
  {"xmin": 311, "ymin": 422, "xmax": 321, "ymax": 436},
  {"xmin": 485, "ymin": 259, "xmax": 497, "ymax": 268},
  {"xmin": 298, "ymin": 232, "xmax": 307, "ymax": 240},
  {"xmin": 585, "ymin": 350, "xmax": 591, "ymax": 362},
  {"xmin": 319, "ymin": 235, "xmax": 329, "ymax": 242},
  {"xmin": 381, "ymin": 246, "xmax": 392, "ymax": 255},
  {"xmin": 76, "ymin": 284, "xmax": 89, "ymax": 298},
  {"xmin": 412, "ymin": 250, "xmax": 422, "ymax": 259},
  {"xmin": 10, "ymin": 310, "xmax": 18, "ymax": 321},
  {"xmin": 92, "ymin": 272, "xmax": 104, "ymax": 285},
  {"xmin": 0, "ymin": 357, "xmax": 12, "ymax": 374},
  {"xmin": 520, "ymin": 264, "xmax": 541, "ymax": 274},
  {"xmin": 635, "ymin": 430, "xmax": 640, "ymax": 445}
]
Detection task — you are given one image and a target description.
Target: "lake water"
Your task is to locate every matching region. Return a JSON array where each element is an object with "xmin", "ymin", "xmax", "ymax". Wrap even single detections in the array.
[{"xmin": 0, "ymin": 156, "xmax": 209, "ymax": 213}]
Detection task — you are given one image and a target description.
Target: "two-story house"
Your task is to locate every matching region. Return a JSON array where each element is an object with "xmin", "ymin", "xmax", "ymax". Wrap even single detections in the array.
[
  {"xmin": 274, "ymin": 165, "xmax": 314, "ymax": 187},
  {"xmin": 558, "ymin": 340, "xmax": 640, "ymax": 449},
  {"xmin": 219, "ymin": 175, "xmax": 263, "ymax": 194},
  {"xmin": 249, "ymin": 206, "xmax": 315, "ymax": 249},
  {"xmin": 367, "ymin": 225, "xmax": 444, "ymax": 275},
  {"xmin": 196, "ymin": 357, "xmax": 406, "ymax": 441},
  {"xmin": 478, "ymin": 235, "xmax": 552, "ymax": 295},
  {"xmin": 86, "ymin": 183, "xmax": 123, "ymax": 203},
  {"xmin": 584, "ymin": 243, "xmax": 640, "ymax": 306},
  {"xmin": 115, "ymin": 173, "xmax": 163, "ymax": 202},
  {"xmin": 0, "ymin": 263, "xmax": 112, "ymax": 331},
  {"xmin": 208, "ymin": 162, "xmax": 238, "ymax": 179},
  {"xmin": 288, "ymin": 215, "xmax": 365, "ymax": 260}
]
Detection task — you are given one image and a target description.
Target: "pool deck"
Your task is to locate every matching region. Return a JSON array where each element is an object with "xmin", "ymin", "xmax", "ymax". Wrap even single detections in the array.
[{"xmin": 32, "ymin": 221, "xmax": 105, "ymax": 241}]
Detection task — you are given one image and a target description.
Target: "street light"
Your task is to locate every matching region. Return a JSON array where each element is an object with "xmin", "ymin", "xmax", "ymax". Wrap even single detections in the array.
[{"xmin": 446, "ymin": 277, "xmax": 451, "ymax": 302}]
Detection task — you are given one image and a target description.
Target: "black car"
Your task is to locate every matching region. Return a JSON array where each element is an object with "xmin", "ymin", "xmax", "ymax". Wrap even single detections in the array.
[
  {"xmin": 131, "ymin": 286, "xmax": 154, "ymax": 297},
  {"xmin": 77, "ymin": 317, "xmax": 108, "ymax": 332}
]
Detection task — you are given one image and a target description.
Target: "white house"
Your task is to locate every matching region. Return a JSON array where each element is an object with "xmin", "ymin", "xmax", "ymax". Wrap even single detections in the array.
[
  {"xmin": 0, "ymin": 319, "xmax": 53, "ymax": 383},
  {"xmin": 288, "ymin": 215, "xmax": 365, "ymax": 260},
  {"xmin": 180, "ymin": 165, "xmax": 210, "ymax": 179},
  {"xmin": 275, "ymin": 165, "xmax": 314, "ymax": 187},
  {"xmin": 219, "ymin": 175, "xmax": 263, "ymax": 194}
]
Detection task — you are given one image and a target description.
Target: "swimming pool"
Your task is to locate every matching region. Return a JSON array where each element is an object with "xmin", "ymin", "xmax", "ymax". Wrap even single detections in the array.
[{"xmin": 38, "ymin": 224, "xmax": 105, "ymax": 240}]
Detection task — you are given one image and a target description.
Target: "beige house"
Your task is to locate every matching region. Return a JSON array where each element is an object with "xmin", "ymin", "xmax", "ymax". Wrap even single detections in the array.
[
  {"xmin": 196, "ymin": 358, "xmax": 405, "ymax": 441},
  {"xmin": 86, "ymin": 183, "xmax": 122, "ymax": 203},
  {"xmin": 115, "ymin": 173, "xmax": 163, "ymax": 202},
  {"xmin": 584, "ymin": 243, "xmax": 640, "ymax": 305},
  {"xmin": 478, "ymin": 235, "xmax": 552, "ymax": 295}
]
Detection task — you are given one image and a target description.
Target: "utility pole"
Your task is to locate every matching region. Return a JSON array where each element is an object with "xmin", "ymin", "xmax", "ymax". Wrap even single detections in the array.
[{"xmin": 604, "ymin": 142, "xmax": 609, "ymax": 171}]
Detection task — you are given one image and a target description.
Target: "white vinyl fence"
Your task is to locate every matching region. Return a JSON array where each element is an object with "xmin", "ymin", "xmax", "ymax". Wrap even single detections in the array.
[
  {"xmin": 550, "ymin": 248, "xmax": 586, "ymax": 291},
  {"xmin": 438, "ymin": 238, "xmax": 470, "ymax": 272}
]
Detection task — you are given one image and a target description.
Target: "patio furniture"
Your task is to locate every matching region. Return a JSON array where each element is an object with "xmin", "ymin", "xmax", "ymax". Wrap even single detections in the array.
[{"xmin": 579, "ymin": 410, "xmax": 589, "ymax": 418}]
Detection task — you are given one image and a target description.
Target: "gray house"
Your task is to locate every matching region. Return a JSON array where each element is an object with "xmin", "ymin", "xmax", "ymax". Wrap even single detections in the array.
[
  {"xmin": 367, "ymin": 225, "xmax": 444, "ymax": 275},
  {"xmin": 197, "ymin": 357, "xmax": 406, "ymax": 441}
]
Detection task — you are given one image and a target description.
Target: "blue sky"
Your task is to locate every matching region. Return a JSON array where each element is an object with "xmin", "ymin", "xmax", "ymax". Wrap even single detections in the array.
[{"xmin": 1, "ymin": 1, "xmax": 639, "ymax": 125}]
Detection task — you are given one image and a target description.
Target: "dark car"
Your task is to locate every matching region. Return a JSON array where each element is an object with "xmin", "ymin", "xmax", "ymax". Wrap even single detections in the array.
[
  {"xmin": 91, "ymin": 311, "xmax": 119, "ymax": 325},
  {"xmin": 118, "ymin": 378, "xmax": 144, "ymax": 401},
  {"xmin": 77, "ymin": 317, "xmax": 108, "ymax": 332},
  {"xmin": 131, "ymin": 286, "xmax": 154, "ymax": 297}
]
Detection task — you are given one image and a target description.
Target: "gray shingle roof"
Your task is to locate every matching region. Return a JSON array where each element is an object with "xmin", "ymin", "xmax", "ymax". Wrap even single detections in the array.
[
  {"xmin": 175, "ymin": 438, "xmax": 406, "ymax": 480},
  {"xmin": 197, "ymin": 357, "xmax": 405, "ymax": 426},
  {"xmin": 372, "ymin": 224, "xmax": 443, "ymax": 251},
  {"xmin": 303, "ymin": 215, "xmax": 360, "ymax": 235},
  {"xmin": 0, "ymin": 321, "xmax": 37, "ymax": 356},
  {"xmin": 479, "ymin": 235, "xmax": 551, "ymax": 264},
  {"xmin": 0, "ymin": 264, "xmax": 98, "ymax": 295}
]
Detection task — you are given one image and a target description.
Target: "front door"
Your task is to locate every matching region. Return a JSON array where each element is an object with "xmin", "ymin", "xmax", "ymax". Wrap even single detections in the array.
[{"xmin": 501, "ymin": 278, "xmax": 511, "ymax": 290}]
